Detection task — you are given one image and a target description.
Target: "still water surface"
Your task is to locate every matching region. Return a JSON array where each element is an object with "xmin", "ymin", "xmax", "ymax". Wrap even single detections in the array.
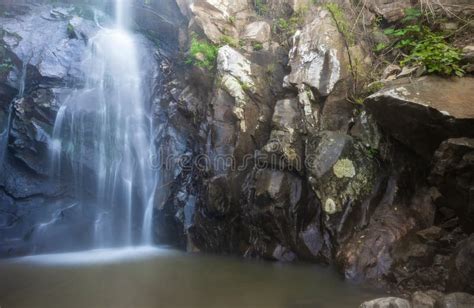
[{"xmin": 0, "ymin": 247, "xmax": 383, "ymax": 308}]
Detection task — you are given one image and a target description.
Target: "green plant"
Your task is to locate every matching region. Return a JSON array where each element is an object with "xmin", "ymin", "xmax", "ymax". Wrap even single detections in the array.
[
  {"xmin": 67, "ymin": 22, "xmax": 77, "ymax": 39},
  {"xmin": 382, "ymin": 8, "xmax": 464, "ymax": 76},
  {"xmin": 228, "ymin": 16, "xmax": 236, "ymax": 26},
  {"xmin": 254, "ymin": 0, "xmax": 269, "ymax": 16},
  {"xmin": 186, "ymin": 37, "xmax": 219, "ymax": 70},
  {"xmin": 0, "ymin": 58, "xmax": 13, "ymax": 74},
  {"xmin": 252, "ymin": 42, "xmax": 263, "ymax": 51}
]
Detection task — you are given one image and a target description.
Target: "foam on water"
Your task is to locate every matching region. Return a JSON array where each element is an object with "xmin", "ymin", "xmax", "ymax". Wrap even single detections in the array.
[{"xmin": 9, "ymin": 246, "xmax": 172, "ymax": 266}]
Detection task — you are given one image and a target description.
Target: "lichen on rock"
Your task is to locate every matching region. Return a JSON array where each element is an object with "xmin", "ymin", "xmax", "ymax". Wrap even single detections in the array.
[{"xmin": 333, "ymin": 159, "xmax": 356, "ymax": 179}]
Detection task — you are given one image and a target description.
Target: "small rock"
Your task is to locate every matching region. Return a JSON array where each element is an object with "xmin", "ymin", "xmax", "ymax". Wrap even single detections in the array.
[
  {"xmin": 440, "ymin": 22, "xmax": 458, "ymax": 31},
  {"xmin": 194, "ymin": 52, "xmax": 206, "ymax": 62},
  {"xmin": 360, "ymin": 297, "xmax": 411, "ymax": 308},
  {"xmin": 382, "ymin": 64, "xmax": 401, "ymax": 80},
  {"xmin": 397, "ymin": 66, "xmax": 422, "ymax": 78},
  {"xmin": 462, "ymin": 46, "xmax": 474, "ymax": 63},
  {"xmin": 417, "ymin": 226, "xmax": 444, "ymax": 242}
]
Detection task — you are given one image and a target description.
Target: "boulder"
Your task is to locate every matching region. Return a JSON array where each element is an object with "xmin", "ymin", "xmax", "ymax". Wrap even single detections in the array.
[
  {"xmin": 189, "ymin": 0, "xmax": 252, "ymax": 43},
  {"xmin": 241, "ymin": 21, "xmax": 271, "ymax": 43},
  {"xmin": 360, "ymin": 297, "xmax": 411, "ymax": 308},
  {"xmin": 367, "ymin": 0, "xmax": 412, "ymax": 23},
  {"xmin": 365, "ymin": 76, "xmax": 474, "ymax": 159}
]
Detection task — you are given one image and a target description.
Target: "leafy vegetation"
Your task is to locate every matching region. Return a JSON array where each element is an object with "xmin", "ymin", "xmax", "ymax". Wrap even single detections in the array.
[
  {"xmin": 254, "ymin": 0, "xmax": 269, "ymax": 16},
  {"xmin": 273, "ymin": 8, "xmax": 307, "ymax": 39},
  {"xmin": 186, "ymin": 37, "xmax": 219, "ymax": 70},
  {"xmin": 382, "ymin": 8, "xmax": 464, "ymax": 76},
  {"xmin": 219, "ymin": 35, "xmax": 240, "ymax": 48}
]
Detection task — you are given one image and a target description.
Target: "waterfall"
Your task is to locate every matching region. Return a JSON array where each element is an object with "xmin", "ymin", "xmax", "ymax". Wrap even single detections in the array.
[
  {"xmin": 0, "ymin": 62, "xmax": 28, "ymax": 167},
  {"xmin": 49, "ymin": 0, "xmax": 157, "ymax": 248}
]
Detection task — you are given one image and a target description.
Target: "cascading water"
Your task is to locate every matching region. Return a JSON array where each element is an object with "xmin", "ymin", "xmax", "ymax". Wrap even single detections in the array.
[{"xmin": 50, "ymin": 0, "xmax": 157, "ymax": 248}]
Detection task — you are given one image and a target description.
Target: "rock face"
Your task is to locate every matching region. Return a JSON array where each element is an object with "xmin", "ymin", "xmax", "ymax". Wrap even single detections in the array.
[
  {"xmin": 163, "ymin": 0, "xmax": 474, "ymax": 297},
  {"xmin": 0, "ymin": 4, "xmax": 99, "ymax": 256}
]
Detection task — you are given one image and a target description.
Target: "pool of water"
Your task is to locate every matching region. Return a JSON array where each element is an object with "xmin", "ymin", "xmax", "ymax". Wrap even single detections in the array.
[{"xmin": 0, "ymin": 247, "xmax": 383, "ymax": 308}]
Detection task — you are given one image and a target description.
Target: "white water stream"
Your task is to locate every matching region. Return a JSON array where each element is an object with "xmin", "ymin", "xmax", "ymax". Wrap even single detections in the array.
[{"xmin": 50, "ymin": 0, "xmax": 157, "ymax": 248}]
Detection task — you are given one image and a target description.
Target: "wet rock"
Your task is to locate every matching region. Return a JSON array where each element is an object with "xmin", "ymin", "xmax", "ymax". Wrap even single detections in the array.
[
  {"xmin": 360, "ymin": 297, "xmax": 411, "ymax": 308},
  {"xmin": 1, "ymin": 5, "xmax": 97, "ymax": 82},
  {"xmin": 365, "ymin": 76, "xmax": 474, "ymax": 159},
  {"xmin": 430, "ymin": 138, "xmax": 474, "ymax": 233},
  {"xmin": 448, "ymin": 235, "xmax": 474, "ymax": 293},
  {"xmin": 272, "ymin": 244, "xmax": 297, "ymax": 262}
]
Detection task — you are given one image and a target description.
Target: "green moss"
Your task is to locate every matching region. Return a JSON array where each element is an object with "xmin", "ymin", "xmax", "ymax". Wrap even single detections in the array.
[
  {"xmin": 252, "ymin": 42, "xmax": 263, "ymax": 51},
  {"xmin": 219, "ymin": 35, "xmax": 240, "ymax": 48},
  {"xmin": 67, "ymin": 22, "xmax": 76, "ymax": 39}
]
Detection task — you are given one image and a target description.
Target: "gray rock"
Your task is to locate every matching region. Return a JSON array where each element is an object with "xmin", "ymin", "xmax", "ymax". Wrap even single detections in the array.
[
  {"xmin": 285, "ymin": 8, "xmax": 345, "ymax": 96},
  {"xmin": 438, "ymin": 293, "xmax": 474, "ymax": 308},
  {"xmin": 241, "ymin": 21, "xmax": 271, "ymax": 43}
]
